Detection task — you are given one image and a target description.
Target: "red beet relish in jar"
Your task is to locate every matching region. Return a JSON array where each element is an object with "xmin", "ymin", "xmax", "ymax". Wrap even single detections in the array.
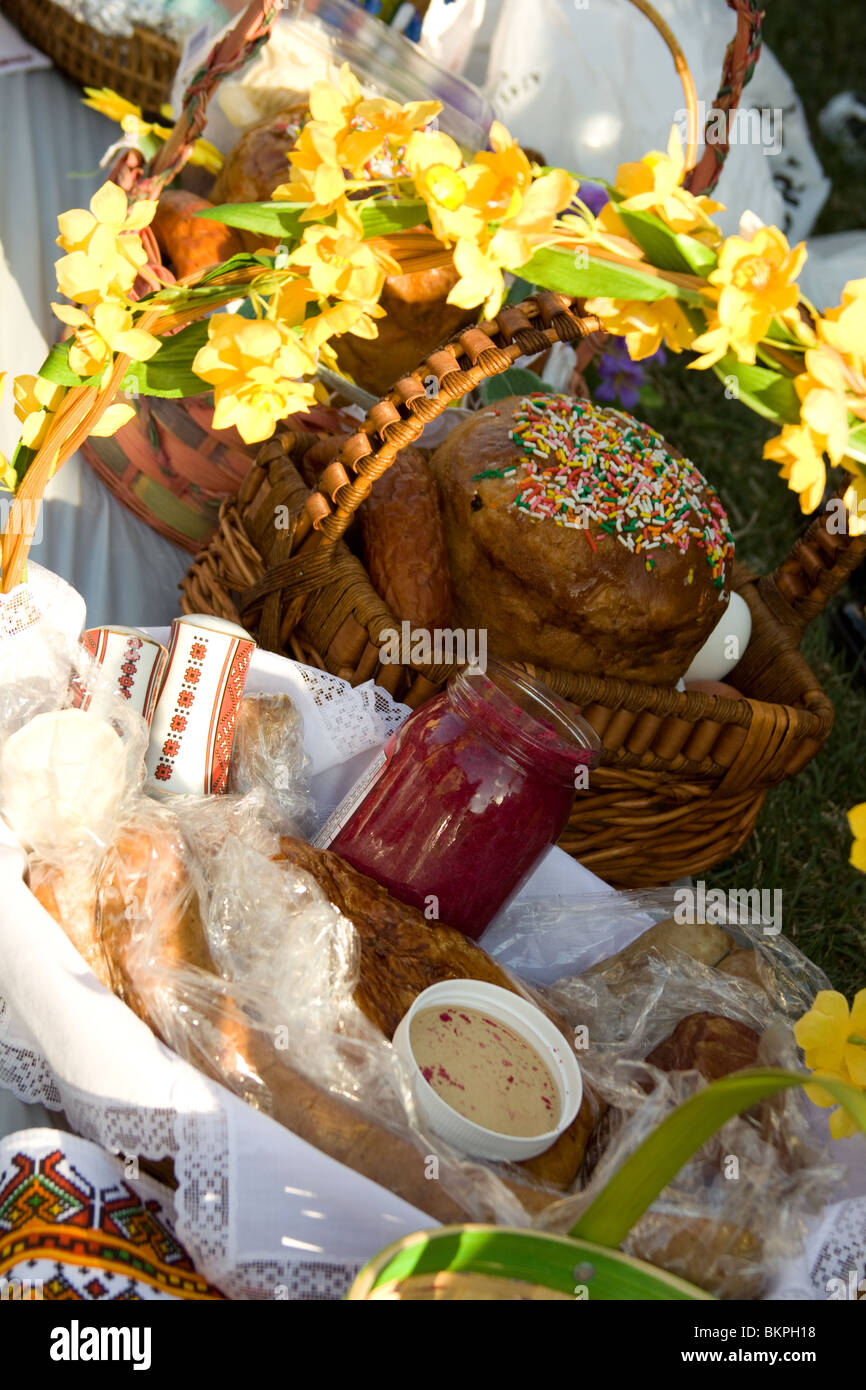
[{"xmin": 329, "ymin": 658, "xmax": 600, "ymax": 939}]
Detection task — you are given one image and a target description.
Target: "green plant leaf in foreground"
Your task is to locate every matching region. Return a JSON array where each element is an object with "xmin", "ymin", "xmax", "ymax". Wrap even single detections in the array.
[
  {"xmin": 616, "ymin": 206, "xmax": 718, "ymax": 277},
  {"xmin": 347, "ymin": 1226, "xmax": 712, "ymax": 1301},
  {"xmin": 571, "ymin": 1067, "xmax": 866, "ymax": 1248},
  {"xmin": 519, "ymin": 244, "xmax": 705, "ymax": 305},
  {"xmin": 479, "ymin": 367, "xmax": 557, "ymax": 403}
]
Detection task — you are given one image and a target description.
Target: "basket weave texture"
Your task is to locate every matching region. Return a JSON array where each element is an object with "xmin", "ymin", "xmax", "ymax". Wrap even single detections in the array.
[
  {"xmin": 181, "ymin": 292, "xmax": 866, "ymax": 888},
  {"xmin": 1, "ymin": 0, "xmax": 179, "ymax": 110}
]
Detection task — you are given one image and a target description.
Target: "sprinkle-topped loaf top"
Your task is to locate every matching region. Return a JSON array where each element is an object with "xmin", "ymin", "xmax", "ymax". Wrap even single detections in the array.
[{"xmin": 472, "ymin": 394, "xmax": 734, "ymax": 588}]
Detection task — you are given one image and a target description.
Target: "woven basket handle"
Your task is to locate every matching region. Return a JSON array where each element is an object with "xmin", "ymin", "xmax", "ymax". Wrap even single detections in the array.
[
  {"xmin": 301, "ymin": 294, "xmax": 602, "ymax": 547},
  {"xmin": 762, "ymin": 500, "xmax": 866, "ymax": 634},
  {"xmin": 684, "ymin": 0, "xmax": 764, "ymax": 197}
]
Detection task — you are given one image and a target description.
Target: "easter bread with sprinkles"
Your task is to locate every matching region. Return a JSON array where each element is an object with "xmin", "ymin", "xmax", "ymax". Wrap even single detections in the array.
[{"xmin": 429, "ymin": 394, "xmax": 735, "ymax": 684}]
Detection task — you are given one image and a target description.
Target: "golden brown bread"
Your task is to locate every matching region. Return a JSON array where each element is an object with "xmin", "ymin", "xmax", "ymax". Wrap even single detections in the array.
[
  {"xmin": 96, "ymin": 822, "xmax": 592, "ymax": 1215},
  {"xmin": 626, "ymin": 1214, "xmax": 765, "ymax": 1299},
  {"xmin": 333, "ymin": 254, "xmax": 476, "ymax": 396},
  {"xmin": 152, "ymin": 189, "xmax": 246, "ymax": 281},
  {"xmin": 429, "ymin": 396, "xmax": 735, "ymax": 683},
  {"xmin": 29, "ymin": 860, "xmax": 110, "ymax": 989},
  {"xmin": 274, "ymin": 835, "xmax": 596, "ymax": 1189},
  {"xmin": 644, "ymin": 1012, "xmax": 761, "ymax": 1081},
  {"xmin": 210, "ymin": 103, "xmax": 310, "ymax": 252},
  {"xmin": 359, "ymin": 446, "xmax": 452, "ymax": 632}
]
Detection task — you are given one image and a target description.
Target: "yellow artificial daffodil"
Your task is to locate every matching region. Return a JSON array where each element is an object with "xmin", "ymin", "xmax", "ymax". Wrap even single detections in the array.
[
  {"xmin": 83, "ymin": 87, "xmax": 223, "ymax": 172},
  {"xmin": 307, "ymin": 62, "xmax": 364, "ymax": 136},
  {"xmin": 12, "ymin": 374, "xmax": 65, "ymax": 449},
  {"xmin": 849, "ymin": 803, "xmax": 866, "ymax": 871},
  {"xmin": 842, "ymin": 474, "xmax": 866, "ymax": 538},
  {"xmin": 340, "ymin": 95, "xmax": 441, "ymax": 179},
  {"xmin": 763, "ymin": 422, "xmax": 827, "ymax": 513},
  {"xmin": 287, "ymin": 225, "xmax": 397, "ymax": 310},
  {"xmin": 819, "ymin": 277, "xmax": 866, "ymax": 372},
  {"xmin": 599, "ymin": 126, "xmax": 723, "ymax": 242},
  {"xmin": 467, "ymin": 120, "xmax": 534, "ymax": 221},
  {"xmin": 273, "ymin": 124, "xmax": 360, "ymax": 234},
  {"xmin": 794, "ymin": 990, "xmax": 866, "ymax": 1138},
  {"xmin": 585, "ymin": 294, "xmax": 697, "ymax": 360},
  {"xmin": 447, "ymin": 235, "xmax": 508, "ymax": 318},
  {"xmin": 690, "ymin": 225, "xmax": 806, "ymax": 369},
  {"xmin": 192, "ymin": 314, "xmax": 317, "ymax": 444},
  {"xmin": 403, "ymin": 131, "xmax": 485, "ymax": 245},
  {"xmin": 797, "ymin": 346, "xmax": 855, "ymax": 464},
  {"xmin": 55, "ymin": 182, "xmax": 156, "ymax": 305},
  {"xmin": 51, "ymin": 299, "xmax": 161, "ymax": 379}
]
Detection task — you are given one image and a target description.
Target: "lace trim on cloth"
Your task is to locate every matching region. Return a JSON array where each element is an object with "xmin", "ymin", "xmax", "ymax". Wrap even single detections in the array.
[
  {"xmin": 0, "ymin": 1004, "xmax": 360, "ymax": 1301},
  {"xmin": 291, "ymin": 664, "xmax": 409, "ymax": 764}
]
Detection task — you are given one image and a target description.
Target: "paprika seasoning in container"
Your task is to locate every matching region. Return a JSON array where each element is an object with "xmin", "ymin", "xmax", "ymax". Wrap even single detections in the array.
[{"xmin": 326, "ymin": 658, "xmax": 600, "ymax": 939}]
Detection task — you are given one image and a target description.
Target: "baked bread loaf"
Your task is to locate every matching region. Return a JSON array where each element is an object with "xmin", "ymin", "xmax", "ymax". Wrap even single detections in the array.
[
  {"xmin": 275, "ymin": 835, "xmax": 596, "ymax": 1190},
  {"xmin": 429, "ymin": 394, "xmax": 735, "ymax": 683},
  {"xmin": 210, "ymin": 102, "xmax": 309, "ymax": 204},
  {"xmin": 359, "ymin": 445, "xmax": 452, "ymax": 631},
  {"xmin": 645, "ymin": 1012, "xmax": 761, "ymax": 1081},
  {"xmin": 96, "ymin": 819, "xmax": 593, "ymax": 1211},
  {"xmin": 29, "ymin": 860, "xmax": 110, "ymax": 988},
  {"xmin": 333, "ymin": 254, "xmax": 476, "ymax": 396},
  {"xmin": 152, "ymin": 190, "xmax": 245, "ymax": 281}
]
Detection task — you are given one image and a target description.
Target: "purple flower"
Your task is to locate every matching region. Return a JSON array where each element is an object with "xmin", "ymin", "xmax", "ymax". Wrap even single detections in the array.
[
  {"xmin": 595, "ymin": 337, "xmax": 667, "ymax": 412},
  {"xmin": 578, "ymin": 183, "xmax": 610, "ymax": 217}
]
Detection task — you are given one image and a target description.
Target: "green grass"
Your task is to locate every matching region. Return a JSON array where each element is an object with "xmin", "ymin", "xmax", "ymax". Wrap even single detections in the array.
[{"xmin": 633, "ymin": 1, "xmax": 866, "ymax": 994}]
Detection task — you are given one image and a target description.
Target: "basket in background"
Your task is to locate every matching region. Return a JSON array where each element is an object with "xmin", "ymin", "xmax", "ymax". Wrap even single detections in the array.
[
  {"xmin": 181, "ymin": 291, "xmax": 866, "ymax": 889},
  {"xmin": 0, "ymin": 0, "xmax": 179, "ymax": 110}
]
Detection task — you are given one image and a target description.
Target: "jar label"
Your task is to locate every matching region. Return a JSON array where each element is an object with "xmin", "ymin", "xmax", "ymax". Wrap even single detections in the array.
[{"xmin": 312, "ymin": 736, "xmax": 395, "ymax": 849}]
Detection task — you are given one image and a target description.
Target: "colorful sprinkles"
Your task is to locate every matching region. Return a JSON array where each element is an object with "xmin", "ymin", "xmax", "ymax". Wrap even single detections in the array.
[{"xmin": 472, "ymin": 395, "xmax": 734, "ymax": 590}]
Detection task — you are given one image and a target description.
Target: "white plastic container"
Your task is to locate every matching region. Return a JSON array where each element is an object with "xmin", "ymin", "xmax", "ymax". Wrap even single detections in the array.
[{"xmin": 392, "ymin": 979, "xmax": 583, "ymax": 1161}]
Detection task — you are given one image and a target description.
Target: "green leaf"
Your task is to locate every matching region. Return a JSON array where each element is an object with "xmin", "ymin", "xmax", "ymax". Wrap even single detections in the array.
[
  {"xmin": 518, "ymin": 245, "xmax": 703, "ymax": 305},
  {"xmin": 710, "ymin": 354, "xmax": 801, "ymax": 424},
  {"xmin": 197, "ymin": 197, "xmax": 430, "ymax": 242},
  {"xmin": 9, "ymin": 440, "xmax": 37, "ymax": 490},
  {"xmin": 39, "ymin": 341, "xmax": 99, "ymax": 389},
  {"xmin": 571, "ymin": 1067, "xmax": 866, "ymax": 1248},
  {"xmin": 479, "ymin": 367, "xmax": 557, "ymax": 404},
  {"xmin": 616, "ymin": 206, "xmax": 717, "ymax": 277},
  {"xmin": 347, "ymin": 1227, "xmax": 711, "ymax": 1301},
  {"xmin": 505, "ymin": 275, "xmax": 535, "ymax": 306},
  {"xmin": 119, "ymin": 320, "xmax": 211, "ymax": 399}
]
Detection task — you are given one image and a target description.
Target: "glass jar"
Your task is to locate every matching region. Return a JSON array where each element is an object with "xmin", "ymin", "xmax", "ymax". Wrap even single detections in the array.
[{"xmin": 328, "ymin": 659, "xmax": 601, "ymax": 940}]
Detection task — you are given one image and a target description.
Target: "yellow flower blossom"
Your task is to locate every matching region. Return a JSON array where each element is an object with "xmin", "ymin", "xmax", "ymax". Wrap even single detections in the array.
[
  {"xmin": 763, "ymin": 423, "xmax": 827, "ymax": 513},
  {"xmin": 794, "ymin": 989, "xmax": 866, "ymax": 1138},
  {"xmin": 51, "ymin": 300, "xmax": 161, "ymax": 379},
  {"xmin": 192, "ymin": 314, "xmax": 317, "ymax": 444},
  {"xmin": 0, "ymin": 375, "xmax": 16, "ymax": 492},
  {"xmin": 307, "ymin": 62, "xmax": 364, "ymax": 136},
  {"xmin": 404, "ymin": 131, "xmax": 485, "ymax": 245},
  {"xmin": 600, "ymin": 126, "xmax": 723, "ymax": 241},
  {"xmin": 55, "ymin": 182, "xmax": 156, "ymax": 305},
  {"xmin": 12, "ymin": 374, "xmax": 65, "ymax": 449},
  {"xmin": 585, "ymin": 295, "xmax": 696, "ymax": 360},
  {"xmin": 796, "ymin": 346, "xmax": 854, "ymax": 465},
  {"xmin": 690, "ymin": 226, "xmax": 806, "ymax": 369},
  {"xmin": 842, "ymin": 474, "xmax": 866, "ymax": 538},
  {"xmin": 819, "ymin": 277, "xmax": 866, "ymax": 372},
  {"xmin": 287, "ymin": 226, "xmax": 397, "ymax": 310},
  {"xmin": 274, "ymin": 124, "xmax": 359, "ymax": 234},
  {"xmin": 83, "ymin": 87, "xmax": 222, "ymax": 172},
  {"xmin": 467, "ymin": 121, "xmax": 534, "ymax": 221},
  {"xmin": 849, "ymin": 803, "xmax": 866, "ymax": 872},
  {"xmin": 447, "ymin": 235, "xmax": 508, "ymax": 318},
  {"xmin": 339, "ymin": 95, "xmax": 441, "ymax": 179}
]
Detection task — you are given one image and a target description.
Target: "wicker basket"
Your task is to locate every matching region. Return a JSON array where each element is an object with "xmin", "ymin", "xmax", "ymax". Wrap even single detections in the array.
[
  {"xmin": 1, "ymin": 0, "xmax": 179, "ymax": 110},
  {"xmin": 181, "ymin": 292, "xmax": 866, "ymax": 889}
]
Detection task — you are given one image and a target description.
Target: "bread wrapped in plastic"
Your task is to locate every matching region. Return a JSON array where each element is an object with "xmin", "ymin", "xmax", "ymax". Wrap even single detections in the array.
[{"xmin": 227, "ymin": 692, "xmax": 313, "ymax": 833}]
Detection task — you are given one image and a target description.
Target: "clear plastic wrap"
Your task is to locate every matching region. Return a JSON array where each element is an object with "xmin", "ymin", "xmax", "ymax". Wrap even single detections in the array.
[
  {"xmin": 227, "ymin": 692, "xmax": 313, "ymax": 835},
  {"xmin": 87, "ymin": 803, "xmax": 845, "ymax": 1295}
]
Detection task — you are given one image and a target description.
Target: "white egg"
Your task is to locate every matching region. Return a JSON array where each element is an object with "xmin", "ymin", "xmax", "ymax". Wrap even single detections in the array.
[{"xmin": 683, "ymin": 592, "xmax": 752, "ymax": 683}]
